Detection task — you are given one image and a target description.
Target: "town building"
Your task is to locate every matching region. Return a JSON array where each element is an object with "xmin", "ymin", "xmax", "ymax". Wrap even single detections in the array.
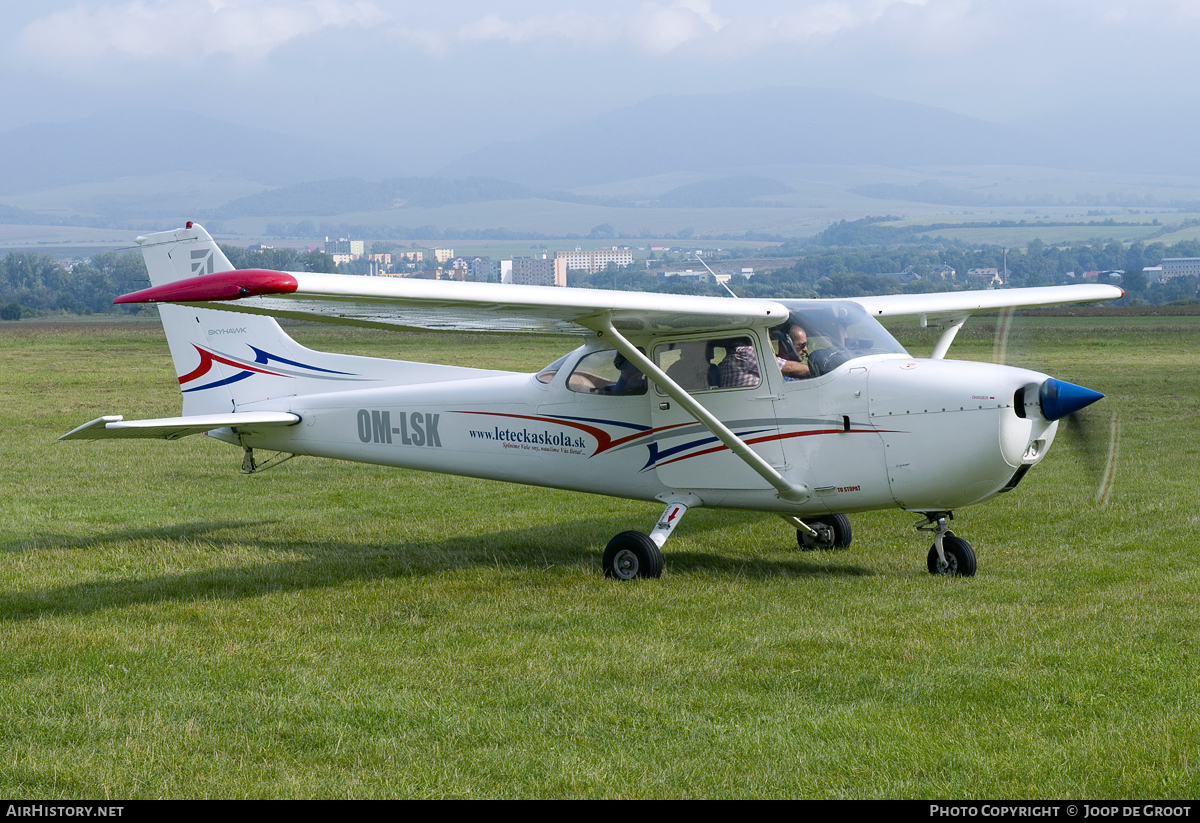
[
  {"xmin": 432, "ymin": 248, "xmax": 455, "ymax": 264},
  {"xmin": 555, "ymin": 247, "xmax": 634, "ymax": 273},
  {"xmin": 659, "ymin": 269, "xmax": 729, "ymax": 285},
  {"xmin": 512, "ymin": 255, "xmax": 566, "ymax": 287},
  {"xmin": 466, "ymin": 257, "xmax": 502, "ymax": 283},
  {"xmin": 1161, "ymin": 258, "xmax": 1200, "ymax": 279},
  {"xmin": 325, "ymin": 238, "xmax": 364, "ymax": 257},
  {"xmin": 967, "ymin": 267, "xmax": 1006, "ymax": 285}
]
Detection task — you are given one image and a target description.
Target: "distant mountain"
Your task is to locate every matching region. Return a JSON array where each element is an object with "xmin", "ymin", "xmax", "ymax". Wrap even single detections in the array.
[
  {"xmin": 209, "ymin": 176, "xmax": 543, "ymax": 217},
  {"xmin": 651, "ymin": 175, "xmax": 793, "ymax": 207},
  {"xmin": 208, "ymin": 173, "xmax": 800, "ymax": 217},
  {"xmin": 206, "ymin": 175, "xmax": 639, "ymax": 218},
  {"xmin": 0, "ymin": 107, "xmax": 388, "ymax": 196},
  {"xmin": 435, "ymin": 87, "xmax": 1065, "ymax": 190}
]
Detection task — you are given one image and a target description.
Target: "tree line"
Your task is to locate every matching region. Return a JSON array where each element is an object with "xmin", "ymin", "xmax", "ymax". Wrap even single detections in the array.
[
  {"xmin": 0, "ymin": 245, "xmax": 338, "ymax": 320},
  {"xmin": 3, "ymin": 231, "xmax": 1199, "ymax": 321}
]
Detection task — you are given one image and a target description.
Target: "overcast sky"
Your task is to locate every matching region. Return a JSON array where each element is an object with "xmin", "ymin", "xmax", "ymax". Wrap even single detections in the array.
[{"xmin": 3, "ymin": 1, "xmax": 1197, "ymax": 174}]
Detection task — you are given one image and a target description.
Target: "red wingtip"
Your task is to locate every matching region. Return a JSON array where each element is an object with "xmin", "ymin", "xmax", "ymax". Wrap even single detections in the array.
[{"xmin": 114, "ymin": 269, "xmax": 298, "ymax": 304}]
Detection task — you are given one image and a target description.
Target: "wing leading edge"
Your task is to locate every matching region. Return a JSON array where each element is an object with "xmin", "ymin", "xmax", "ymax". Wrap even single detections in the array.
[
  {"xmin": 115, "ymin": 268, "xmax": 790, "ymax": 335},
  {"xmin": 115, "ymin": 268, "xmax": 1123, "ymax": 337}
]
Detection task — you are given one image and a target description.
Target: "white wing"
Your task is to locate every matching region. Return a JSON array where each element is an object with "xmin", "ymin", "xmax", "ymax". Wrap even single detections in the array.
[
  {"xmin": 847, "ymin": 283, "xmax": 1123, "ymax": 360},
  {"xmin": 114, "ymin": 255, "xmax": 1123, "ymax": 342},
  {"xmin": 851, "ymin": 284, "xmax": 1124, "ymax": 323},
  {"xmin": 115, "ymin": 269, "xmax": 790, "ymax": 335}
]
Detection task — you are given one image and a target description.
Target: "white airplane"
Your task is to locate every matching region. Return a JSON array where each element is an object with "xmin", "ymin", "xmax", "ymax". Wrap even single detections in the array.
[{"xmin": 61, "ymin": 224, "xmax": 1122, "ymax": 579}]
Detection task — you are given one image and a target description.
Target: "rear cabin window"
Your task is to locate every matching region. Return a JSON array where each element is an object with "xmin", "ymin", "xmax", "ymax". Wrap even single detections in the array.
[{"xmin": 653, "ymin": 336, "xmax": 761, "ymax": 394}]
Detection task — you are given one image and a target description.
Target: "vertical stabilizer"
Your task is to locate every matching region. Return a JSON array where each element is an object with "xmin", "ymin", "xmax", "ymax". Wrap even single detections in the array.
[{"xmin": 136, "ymin": 224, "xmax": 390, "ymax": 416}]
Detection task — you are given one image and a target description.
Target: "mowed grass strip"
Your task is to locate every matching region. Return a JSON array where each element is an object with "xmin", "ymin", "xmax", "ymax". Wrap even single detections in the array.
[{"xmin": 0, "ymin": 316, "xmax": 1197, "ymax": 798}]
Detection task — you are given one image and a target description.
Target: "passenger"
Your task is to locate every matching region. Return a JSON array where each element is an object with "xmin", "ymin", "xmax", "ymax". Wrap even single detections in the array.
[
  {"xmin": 716, "ymin": 338, "xmax": 760, "ymax": 387},
  {"xmin": 829, "ymin": 315, "xmax": 848, "ymax": 348},
  {"xmin": 604, "ymin": 351, "xmax": 647, "ymax": 395},
  {"xmin": 664, "ymin": 341, "xmax": 713, "ymax": 392}
]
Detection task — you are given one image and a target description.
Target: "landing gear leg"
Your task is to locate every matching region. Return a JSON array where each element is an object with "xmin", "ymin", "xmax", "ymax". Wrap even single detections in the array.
[
  {"xmin": 603, "ymin": 498, "xmax": 693, "ymax": 580},
  {"xmin": 916, "ymin": 512, "xmax": 977, "ymax": 576}
]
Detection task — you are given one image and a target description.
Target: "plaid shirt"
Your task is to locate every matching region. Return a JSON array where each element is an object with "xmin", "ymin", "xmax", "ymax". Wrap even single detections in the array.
[{"xmin": 717, "ymin": 344, "xmax": 761, "ymax": 388}]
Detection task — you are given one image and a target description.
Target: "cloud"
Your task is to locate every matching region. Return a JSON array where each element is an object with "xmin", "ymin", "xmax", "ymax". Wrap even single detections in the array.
[
  {"xmin": 458, "ymin": 11, "xmax": 621, "ymax": 45},
  {"xmin": 17, "ymin": 0, "xmax": 1200, "ymax": 79},
  {"xmin": 451, "ymin": 0, "xmax": 930, "ymax": 58},
  {"xmin": 627, "ymin": 1, "xmax": 727, "ymax": 56},
  {"xmin": 18, "ymin": 0, "xmax": 387, "ymax": 65}
]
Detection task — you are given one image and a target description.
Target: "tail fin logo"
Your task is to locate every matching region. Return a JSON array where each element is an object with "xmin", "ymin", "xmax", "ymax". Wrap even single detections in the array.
[
  {"xmin": 191, "ymin": 249, "xmax": 215, "ymax": 276},
  {"xmin": 179, "ymin": 344, "xmax": 372, "ymax": 393}
]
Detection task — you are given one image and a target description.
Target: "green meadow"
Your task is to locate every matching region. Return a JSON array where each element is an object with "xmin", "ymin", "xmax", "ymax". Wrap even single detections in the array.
[{"xmin": 1, "ymin": 315, "xmax": 1198, "ymax": 798}]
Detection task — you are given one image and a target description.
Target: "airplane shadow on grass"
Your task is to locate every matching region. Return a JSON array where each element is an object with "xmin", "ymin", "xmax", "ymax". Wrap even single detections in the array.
[{"xmin": 0, "ymin": 513, "xmax": 874, "ymax": 621}]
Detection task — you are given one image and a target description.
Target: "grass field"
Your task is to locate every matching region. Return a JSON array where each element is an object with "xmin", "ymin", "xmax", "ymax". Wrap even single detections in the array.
[
  {"xmin": 879, "ymin": 213, "xmax": 1200, "ymax": 248},
  {"xmin": 1, "ymin": 315, "xmax": 1198, "ymax": 798}
]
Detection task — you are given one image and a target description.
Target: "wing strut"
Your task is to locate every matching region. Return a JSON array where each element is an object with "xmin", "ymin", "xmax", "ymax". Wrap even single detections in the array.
[
  {"xmin": 928, "ymin": 313, "xmax": 970, "ymax": 360},
  {"xmin": 594, "ymin": 317, "xmax": 810, "ymax": 504}
]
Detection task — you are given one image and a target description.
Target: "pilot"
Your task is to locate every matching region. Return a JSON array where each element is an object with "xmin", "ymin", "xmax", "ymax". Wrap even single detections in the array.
[{"xmin": 774, "ymin": 322, "xmax": 812, "ymax": 380}]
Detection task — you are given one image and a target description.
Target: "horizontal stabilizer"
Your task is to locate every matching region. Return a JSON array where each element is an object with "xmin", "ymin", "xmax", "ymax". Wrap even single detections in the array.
[{"xmin": 59, "ymin": 412, "xmax": 300, "ymax": 441}]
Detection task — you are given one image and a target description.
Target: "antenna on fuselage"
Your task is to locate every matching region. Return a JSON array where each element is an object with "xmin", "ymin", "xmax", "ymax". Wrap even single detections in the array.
[{"xmin": 694, "ymin": 252, "xmax": 738, "ymax": 298}]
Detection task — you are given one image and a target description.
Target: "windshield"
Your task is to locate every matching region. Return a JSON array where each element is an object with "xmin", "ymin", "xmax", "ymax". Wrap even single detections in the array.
[{"xmin": 776, "ymin": 300, "xmax": 909, "ymax": 376}]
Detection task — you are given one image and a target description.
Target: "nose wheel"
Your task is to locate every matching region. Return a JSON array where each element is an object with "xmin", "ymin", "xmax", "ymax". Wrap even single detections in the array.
[
  {"xmin": 917, "ymin": 513, "xmax": 977, "ymax": 576},
  {"xmin": 927, "ymin": 534, "xmax": 976, "ymax": 576}
]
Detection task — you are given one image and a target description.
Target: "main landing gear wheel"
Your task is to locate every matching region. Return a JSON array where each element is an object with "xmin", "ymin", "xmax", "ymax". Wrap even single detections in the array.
[
  {"xmin": 603, "ymin": 531, "xmax": 664, "ymax": 580},
  {"xmin": 927, "ymin": 533, "xmax": 977, "ymax": 577},
  {"xmin": 797, "ymin": 514, "xmax": 852, "ymax": 551}
]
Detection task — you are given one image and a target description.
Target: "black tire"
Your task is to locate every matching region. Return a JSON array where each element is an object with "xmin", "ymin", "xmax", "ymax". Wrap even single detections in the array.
[
  {"xmin": 927, "ymin": 533, "xmax": 977, "ymax": 576},
  {"xmin": 797, "ymin": 514, "xmax": 852, "ymax": 551},
  {"xmin": 603, "ymin": 531, "xmax": 663, "ymax": 580}
]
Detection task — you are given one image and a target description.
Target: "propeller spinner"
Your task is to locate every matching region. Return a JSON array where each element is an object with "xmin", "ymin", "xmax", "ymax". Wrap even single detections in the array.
[{"xmin": 1038, "ymin": 378, "xmax": 1104, "ymax": 421}]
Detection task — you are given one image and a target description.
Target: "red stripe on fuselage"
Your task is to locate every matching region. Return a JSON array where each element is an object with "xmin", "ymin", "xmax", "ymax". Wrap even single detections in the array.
[
  {"xmin": 449, "ymin": 411, "xmax": 691, "ymax": 456},
  {"xmin": 649, "ymin": 428, "xmax": 894, "ymax": 470}
]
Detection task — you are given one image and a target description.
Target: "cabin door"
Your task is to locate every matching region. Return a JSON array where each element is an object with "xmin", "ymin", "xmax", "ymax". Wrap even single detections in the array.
[{"xmin": 648, "ymin": 333, "xmax": 785, "ymax": 491}]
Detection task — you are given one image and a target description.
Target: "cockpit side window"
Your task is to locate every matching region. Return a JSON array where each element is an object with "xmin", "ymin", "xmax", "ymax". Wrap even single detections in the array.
[
  {"xmin": 776, "ymin": 300, "xmax": 909, "ymax": 377},
  {"xmin": 653, "ymin": 336, "xmax": 761, "ymax": 394},
  {"xmin": 567, "ymin": 348, "xmax": 647, "ymax": 395}
]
